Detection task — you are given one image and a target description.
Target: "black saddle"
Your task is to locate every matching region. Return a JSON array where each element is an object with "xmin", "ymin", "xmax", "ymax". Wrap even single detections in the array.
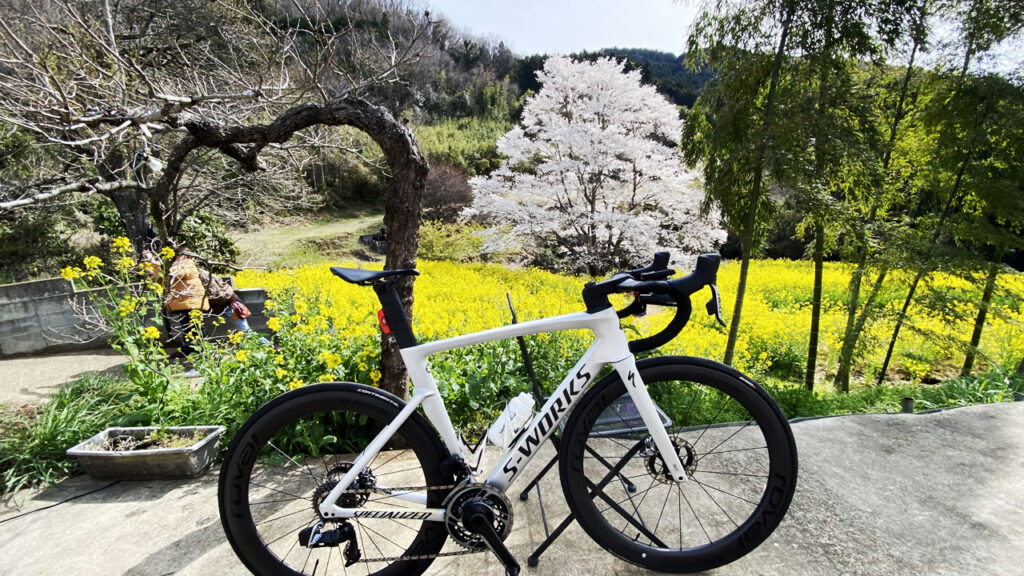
[{"xmin": 329, "ymin": 267, "xmax": 419, "ymax": 286}]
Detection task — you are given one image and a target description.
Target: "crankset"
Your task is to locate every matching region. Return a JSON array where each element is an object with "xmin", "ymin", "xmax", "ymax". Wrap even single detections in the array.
[{"xmin": 444, "ymin": 484, "xmax": 519, "ymax": 576}]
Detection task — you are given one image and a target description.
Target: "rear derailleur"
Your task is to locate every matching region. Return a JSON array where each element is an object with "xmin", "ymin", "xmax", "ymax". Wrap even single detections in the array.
[{"xmin": 298, "ymin": 520, "xmax": 361, "ymax": 566}]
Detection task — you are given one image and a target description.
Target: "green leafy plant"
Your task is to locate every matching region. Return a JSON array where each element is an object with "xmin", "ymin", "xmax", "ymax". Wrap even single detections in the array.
[{"xmin": 0, "ymin": 375, "xmax": 138, "ymax": 494}]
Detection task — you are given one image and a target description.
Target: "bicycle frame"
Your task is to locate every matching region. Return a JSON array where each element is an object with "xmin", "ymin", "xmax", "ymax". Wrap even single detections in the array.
[{"xmin": 317, "ymin": 306, "xmax": 688, "ymax": 523}]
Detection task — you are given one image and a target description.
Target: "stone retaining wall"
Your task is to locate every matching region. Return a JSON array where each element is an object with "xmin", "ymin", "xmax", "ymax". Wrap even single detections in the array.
[{"xmin": 0, "ymin": 277, "xmax": 267, "ymax": 357}]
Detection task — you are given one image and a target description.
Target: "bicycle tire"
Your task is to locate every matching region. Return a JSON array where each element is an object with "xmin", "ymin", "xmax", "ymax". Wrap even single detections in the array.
[
  {"xmin": 559, "ymin": 356, "xmax": 797, "ymax": 573},
  {"xmin": 219, "ymin": 383, "xmax": 451, "ymax": 576}
]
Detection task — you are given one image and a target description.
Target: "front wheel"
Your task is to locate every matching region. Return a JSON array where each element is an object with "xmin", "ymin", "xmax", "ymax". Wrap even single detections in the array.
[
  {"xmin": 559, "ymin": 357, "xmax": 797, "ymax": 573},
  {"xmin": 218, "ymin": 383, "xmax": 452, "ymax": 576}
]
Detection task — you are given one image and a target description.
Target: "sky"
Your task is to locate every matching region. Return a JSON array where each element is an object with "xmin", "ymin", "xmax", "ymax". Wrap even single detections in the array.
[
  {"xmin": 423, "ymin": 1, "xmax": 1022, "ymax": 79},
  {"xmin": 425, "ymin": 0, "xmax": 701, "ymax": 57}
]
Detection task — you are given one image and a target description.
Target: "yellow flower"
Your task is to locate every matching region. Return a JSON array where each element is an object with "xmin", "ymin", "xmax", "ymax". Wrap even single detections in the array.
[
  {"xmin": 318, "ymin": 351, "xmax": 342, "ymax": 369},
  {"xmin": 294, "ymin": 299, "xmax": 308, "ymax": 315},
  {"xmin": 290, "ymin": 314, "xmax": 301, "ymax": 323},
  {"xmin": 140, "ymin": 326, "xmax": 161, "ymax": 340},
  {"xmin": 160, "ymin": 246, "xmax": 175, "ymax": 260},
  {"xmin": 112, "ymin": 236, "xmax": 132, "ymax": 253},
  {"xmin": 235, "ymin": 350, "xmax": 249, "ymax": 363},
  {"xmin": 189, "ymin": 309, "xmax": 203, "ymax": 321},
  {"xmin": 264, "ymin": 300, "xmax": 277, "ymax": 311},
  {"xmin": 147, "ymin": 282, "xmax": 164, "ymax": 295},
  {"xmin": 275, "ymin": 368, "xmax": 288, "ymax": 379},
  {"xmin": 370, "ymin": 369, "xmax": 382, "ymax": 384},
  {"xmin": 117, "ymin": 297, "xmax": 139, "ymax": 317},
  {"xmin": 288, "ymin": 378, "xmax": 304, "ymax": 390},
  {"xmin": 228, "ymin": 331, "xmax": 244, "ymax": 345},
  {"xmin": 60, "ymin": 267, "xmax": 81, "ymax": 281},
  {"xmin": 113, "ymin": 256, "xmax": 133, "ymax": 273},
  {"xmin": 274, "ymin": 354, "xmax": 284, "ymax": 365},
  {"xmin": 317, "ymin": 374, "xmax": 334, "ymax": 383},
  {"xmin": 266, "ymin": 317, "xmax": 281, "ymax": 332},
  {"xmin": 83, "ymin": 256, "xmax": 102, "ymax": 270}
]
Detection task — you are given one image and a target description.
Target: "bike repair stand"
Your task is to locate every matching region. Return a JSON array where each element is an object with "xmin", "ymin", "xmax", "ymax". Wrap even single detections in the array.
[{"xmin": 506, "ymin": 296, "xmax": 641, "ymax": 568}]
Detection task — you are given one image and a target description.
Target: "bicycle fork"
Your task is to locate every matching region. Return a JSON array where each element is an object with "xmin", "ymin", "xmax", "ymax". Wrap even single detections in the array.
[{"xmin": 611, "ymin": 356, "xmax": 689, "ymax": 483}]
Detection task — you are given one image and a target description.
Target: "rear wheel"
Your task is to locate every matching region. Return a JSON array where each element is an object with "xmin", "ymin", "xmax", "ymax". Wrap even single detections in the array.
[
  {"xmin": 218, "ymin": 383, "xmax": 452, "ymax": 576},
  {"xmin": 559, "ymin": 357, "xmax": 797, "ymax": 573}
]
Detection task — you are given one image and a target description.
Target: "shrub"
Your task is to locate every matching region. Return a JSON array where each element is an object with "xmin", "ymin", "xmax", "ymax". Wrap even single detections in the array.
[
  {"xmin": 419, "ymin": 221, "xmax": 486, "ymax": 262},
  {"xmin": 423, "ymin": 163, "xmax": 473, "ymax": 223},
  {"xmin": 414, "ymin": 118, "xmax": 510, "ymax": 175}
]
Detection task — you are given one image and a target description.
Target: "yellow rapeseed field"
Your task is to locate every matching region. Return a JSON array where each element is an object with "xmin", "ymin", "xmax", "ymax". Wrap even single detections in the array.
[{"xmin": 237, "ymin": 259, "xmax": 1024, "ymax": 390}]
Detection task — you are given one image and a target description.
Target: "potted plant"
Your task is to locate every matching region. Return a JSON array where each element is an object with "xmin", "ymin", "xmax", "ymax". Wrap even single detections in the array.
[
  {"xmin": 61, "ymin": 241, "xmax": 227, "ymax": 480},
  {"xmin": 66, "ymin": 425, "xmax": 225, "ymax": 479}
]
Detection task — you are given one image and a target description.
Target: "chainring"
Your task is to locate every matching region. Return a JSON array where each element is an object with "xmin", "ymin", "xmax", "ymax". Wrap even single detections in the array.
[{"xmin": 442, "ymin": 483, "xmax": 513, "ymax": 551}]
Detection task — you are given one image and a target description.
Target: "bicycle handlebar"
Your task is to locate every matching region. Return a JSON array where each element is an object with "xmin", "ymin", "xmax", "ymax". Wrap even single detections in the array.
[{"xmin": 582, "ymin": 252, "xmax": 724, "ymax": 354}]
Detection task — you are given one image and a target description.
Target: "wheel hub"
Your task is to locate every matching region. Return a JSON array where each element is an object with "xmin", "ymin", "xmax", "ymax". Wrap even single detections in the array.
[
  {"xmin": 312, "ymin": 462, "xmax": 376, "ymax": 520},
  {"xmin": 643, "ymin": 437, "xmax": 697, "ymax": 483}
]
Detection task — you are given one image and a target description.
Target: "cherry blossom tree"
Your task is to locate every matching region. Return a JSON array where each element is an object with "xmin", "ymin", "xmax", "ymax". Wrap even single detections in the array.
[{"xmin": 466, "ymin": 56, "xmax": 724, "ymax": 275}]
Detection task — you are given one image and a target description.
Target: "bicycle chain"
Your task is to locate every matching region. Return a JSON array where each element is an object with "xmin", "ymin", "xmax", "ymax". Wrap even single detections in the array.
[
  {"xmin": 356, "ymin": 548, "xmax": 482, "ymax": 563},
  {"xmin": 342, "ymin": 483, "xmax": 459, "ymax": 494},
  {"xmin": 340, "ymin": 482, "xmax": 487, "ymax": 563}
]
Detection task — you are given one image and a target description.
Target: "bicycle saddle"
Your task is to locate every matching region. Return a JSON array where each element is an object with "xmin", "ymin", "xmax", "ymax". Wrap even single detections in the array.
[{"xmin": 330, "ymin": 267, "xmax": 419, "ymax": 286}]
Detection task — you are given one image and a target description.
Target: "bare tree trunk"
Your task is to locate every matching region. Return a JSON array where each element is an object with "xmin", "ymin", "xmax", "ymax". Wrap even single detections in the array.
[
  {"xmin": 725, "ymin": 237, "xmax": 753, "ymax": 366},
  {"xmin": 805, "ymin": 220, "xmax": 825, "ymax": 390},
  {"xmin": 379, "ymin": 135, "xmax": 428, "ymax": 401},
  {"xmin": 723, "ymin": 1, "xmax": 794, "ymax": 366},
  {"xmin": 137, "ymin": 95, "xmax": 427, "ymax": 398},
  {"xmin": 962, "ymin": 247, "xmax": 1002, "ymax": 377},
  {"xmin": 104, "ymin": 189, "xmax": 152, "ymax": 254}
]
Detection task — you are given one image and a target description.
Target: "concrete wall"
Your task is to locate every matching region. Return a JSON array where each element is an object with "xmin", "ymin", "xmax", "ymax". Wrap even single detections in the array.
[{"xmin": 0, "ymin": 277, "xmax": 268, "ymax": 358}]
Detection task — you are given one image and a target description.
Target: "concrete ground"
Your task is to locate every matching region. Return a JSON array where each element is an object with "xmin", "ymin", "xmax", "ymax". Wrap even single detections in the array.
[
  {"xmin": 1, "ymin": 401, "xmax": 1022, "ymax": 576},
  {"xmin": 0, "ymin": 350, "xmax": 127, "ymax": 405}
]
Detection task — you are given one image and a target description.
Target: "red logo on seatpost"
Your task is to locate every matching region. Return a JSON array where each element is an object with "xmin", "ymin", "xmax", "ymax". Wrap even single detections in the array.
[{"xmin": 377, "ymin": 309, "xmax": 391, "ymax": 334}]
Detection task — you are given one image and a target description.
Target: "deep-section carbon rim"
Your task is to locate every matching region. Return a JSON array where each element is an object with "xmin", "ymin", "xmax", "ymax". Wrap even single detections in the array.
[
  {"xmin": 558, "ymin": 357, "xmax": 797, "ymax": 573},
  {"xmin": 218, "ymin": 383, "xmax": 451, "ymax": 576}
]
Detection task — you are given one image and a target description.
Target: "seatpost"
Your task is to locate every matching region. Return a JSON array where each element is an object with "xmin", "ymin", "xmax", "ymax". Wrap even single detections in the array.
[{"xmin": 371, "ymin": 281, "xmax": 418, "ymax": 349}]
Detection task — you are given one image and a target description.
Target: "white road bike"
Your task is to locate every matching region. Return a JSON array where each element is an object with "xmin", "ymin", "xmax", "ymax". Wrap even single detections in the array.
[{"xmin": 218, "ymin": 253, "xmax": 798, "ymax": 576}]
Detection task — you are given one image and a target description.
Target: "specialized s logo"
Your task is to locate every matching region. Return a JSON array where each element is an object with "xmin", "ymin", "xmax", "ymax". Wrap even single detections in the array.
[{"xmin": 501, "ymin": 367, "xmax": 592, "ymax": 477}]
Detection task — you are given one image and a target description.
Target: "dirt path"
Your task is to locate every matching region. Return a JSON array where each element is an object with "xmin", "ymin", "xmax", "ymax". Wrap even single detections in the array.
[
  {"xmin": 0, "ymin": 350, "xmax": 127, "ymax": 405},
  {"xmin": 232, "ymin": 213, "xmax": 384, "ymax": 268}
]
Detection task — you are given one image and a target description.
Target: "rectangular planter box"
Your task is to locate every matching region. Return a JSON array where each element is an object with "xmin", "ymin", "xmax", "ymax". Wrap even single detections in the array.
[{"xmin": 67, "ymin": 426, "xmax": 225, "ymax": 480}]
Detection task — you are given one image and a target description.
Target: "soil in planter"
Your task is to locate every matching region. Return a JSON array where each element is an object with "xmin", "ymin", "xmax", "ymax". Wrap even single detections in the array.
[{"xmin": 102, "ymin": 430, "xmax": 207, "ymax": 451}]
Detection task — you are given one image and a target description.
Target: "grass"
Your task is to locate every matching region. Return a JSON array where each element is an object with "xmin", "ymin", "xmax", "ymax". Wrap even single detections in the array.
[
  {"xmin": 232, "ymin": 210, "xmax": 385, "ymax": 268},
  {"xmin": 0, "ymin": 374, "xmax": 138, "ymax": 494},
  {"xmin": 2, "ymin": 367, "xmax": 1021, "ymax": 496}
]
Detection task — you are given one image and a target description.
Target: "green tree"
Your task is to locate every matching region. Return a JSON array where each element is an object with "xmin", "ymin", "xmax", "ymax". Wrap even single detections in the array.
[
  {"xmin": 833, "ymin": 0, "xmax": 931, "ymax": 392},
  {"xmin": 947, "ymin": 76, "xmax": 1024, "ymax": 375},
  {"xmin": 685, "ymin": 0, "xmax": 804, "ymax": 366},
  {"xmin": 792, "ymin": 0, "xmax": 886, "ymax": 391},
  {"xmin": 876, "ymin": 0, "xmax": 1024, "ymax": 384}
]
